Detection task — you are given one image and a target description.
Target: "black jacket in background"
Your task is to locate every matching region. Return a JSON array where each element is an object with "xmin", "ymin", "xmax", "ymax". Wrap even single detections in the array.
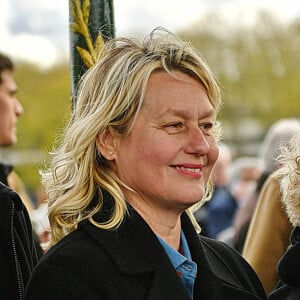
[
  {"xmin": 268, "ymin": 227, "xmax": 300, "ymax": 300},
  {"xmin": 25, "ymin": 192, "xmax": 266, "ymax": 300},
  {"xmin": 0, "ymin": 159, "xmax": 13, "ymax": 185},
  {"xmin": 0, "ymin": 182, "xmax": 39, "ymax": 300}
]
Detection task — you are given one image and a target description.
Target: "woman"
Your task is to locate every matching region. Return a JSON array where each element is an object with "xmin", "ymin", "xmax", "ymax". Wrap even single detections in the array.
[{"xmin": 25, "ymin": 29, "xmax": 266, "ymax": 299}]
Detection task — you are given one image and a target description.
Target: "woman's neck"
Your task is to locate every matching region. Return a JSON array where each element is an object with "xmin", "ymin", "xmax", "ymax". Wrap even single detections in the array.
[{"xmin": 126, "ymin": 195, "xmax": 182, "ymax": 250}]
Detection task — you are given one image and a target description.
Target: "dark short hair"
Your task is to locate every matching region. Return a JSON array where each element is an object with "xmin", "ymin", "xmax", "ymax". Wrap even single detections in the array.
[{"xmin": 0, "ymin": 53, "xmax": 14, "ymax": 83}]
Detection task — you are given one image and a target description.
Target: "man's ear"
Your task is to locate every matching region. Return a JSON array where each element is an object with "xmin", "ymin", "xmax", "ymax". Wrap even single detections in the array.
[{"xmin": 96, "ymin": 129, "xmax": 117, "ymax": 161}]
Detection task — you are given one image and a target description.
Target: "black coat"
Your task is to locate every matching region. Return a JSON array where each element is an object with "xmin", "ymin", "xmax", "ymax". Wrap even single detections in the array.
[
  {"xmin": 25, "ymin": 195, "xmax": 266, "ymax": 300},
  {"xmin": 0, "ymin": 182, "xmax": 39, "ymax": 300},
  {"xmin": 0, "ymin": 160, "xmax": 13, "ymax": 185},
  {"xmin": 268, "ymin": 227, "xmax": 300, "ymax": 300}
]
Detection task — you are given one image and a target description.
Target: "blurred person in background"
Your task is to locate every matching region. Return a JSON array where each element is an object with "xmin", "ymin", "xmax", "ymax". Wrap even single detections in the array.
[
  {"xmin": 229, "ymin": 156, "xmax": 262, "ymax": 207},
  {"xmin": 194, "ymin": 143, "xmax": 238, "ymax": 240},
  {"xmin": 0, "ymin": 52, "xmax": 31, "ymax": 207},
  {"xmin": 229, "ymin": 156, "xmax": 263, "ymax": 251},
  {"xmin": 31, "ymin": 186, "xmax": 50, "ymax": 251},
  {"xmin": 213, "ymin": 155, "xmax": 262, "ymax": 246},
  {"xmin": 0, "ymin": 52, "xmax": 40, "ymax": 299},
  {"xmin": 268, "ymin": 133, "xmax": 300, "ymax": 299},
  {"xmin": 233, "ymin": 118, "xmax": 300, "ymax": 253},
  {"xmin": 242, "ymin": 119, "xmax": 300, "ymax": 293}
]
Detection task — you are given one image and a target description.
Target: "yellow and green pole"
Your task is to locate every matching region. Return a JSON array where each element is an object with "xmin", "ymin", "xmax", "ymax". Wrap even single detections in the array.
[{"xmin": 69, "ymin": 0, "xmax": 115, "ymax": 106}]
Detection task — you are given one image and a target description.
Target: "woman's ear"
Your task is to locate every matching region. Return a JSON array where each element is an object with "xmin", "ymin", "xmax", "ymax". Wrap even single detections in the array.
[{"xmin": 96, "ymin": 129, "xmax": 117, "ymax": 161}]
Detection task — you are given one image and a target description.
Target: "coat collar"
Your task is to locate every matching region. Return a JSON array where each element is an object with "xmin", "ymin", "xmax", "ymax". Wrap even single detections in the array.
[
  {"xmin": 81, "ymin": 200, "xmax": 232, "ymax": 282},
  {"xmin": 0, "ymin": 161, "xmax": 13, "ymax": 186},
  {"xmin": 79, "ymin": 196, "xmax": 265, "ymax": 299},
  {"xmin": 277, "ymin": 226, "xmax": 300, "ymax": 286},
  {"xmin": 80, "ymin": 204, "xmax": 167, "ymax": 274},
  {"xmin": 80, "ymin": 203, "xmax": 194, "ymax": 299}
]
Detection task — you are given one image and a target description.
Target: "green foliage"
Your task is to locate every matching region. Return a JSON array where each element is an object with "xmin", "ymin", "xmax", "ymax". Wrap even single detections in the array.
[
  {"xmin": 16, "ymin": 64, "xmax": 71, "ymax": 148},
  {"xmin": 180, "ymin": 13, "xmax": 300, "ymax": 120},
  {"xmin": 179, "ymin": 12, "xmax": 300, "ymax": 155},
  {"xmin": 12, "ymin": 63, "xmax": 71, "ymax": 194}
]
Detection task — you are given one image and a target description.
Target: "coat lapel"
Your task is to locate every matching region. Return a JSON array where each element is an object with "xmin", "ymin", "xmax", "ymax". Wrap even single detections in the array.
[
  {"xmin": 81, "ymin": 201, "xmax": 264, "ymax": 299},
  {"xmin": 182, "ymin": 213, "xmax": 266, "ymax": 299},
  {"xmin": 81, "ymin": 204, "xmax": 191, "ymax": 299},
  {"xmin": 82, "ymin": 206, "xmax": 160, "ymax": 274}
]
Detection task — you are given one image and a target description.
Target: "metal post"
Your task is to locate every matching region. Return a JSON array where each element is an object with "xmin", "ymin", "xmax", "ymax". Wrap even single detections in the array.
[{"xmin": 69, "ymin": 0, "xmax": 115, "ymax": 107}]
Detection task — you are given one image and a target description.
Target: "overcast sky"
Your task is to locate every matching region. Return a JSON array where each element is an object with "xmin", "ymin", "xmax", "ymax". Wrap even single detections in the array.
[{"xmin": 0, "ymin": 0, "xmax": 299, "ymax": 68}]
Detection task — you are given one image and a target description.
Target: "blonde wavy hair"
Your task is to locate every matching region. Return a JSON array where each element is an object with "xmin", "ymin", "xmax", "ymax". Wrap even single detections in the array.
[
  {"xmin": 42, "ymin": 28, "xmax": 222, "ymax": 246},
  {"xmin": 279, "ymin": 133, "xmax": 300, "ymax": 227}
]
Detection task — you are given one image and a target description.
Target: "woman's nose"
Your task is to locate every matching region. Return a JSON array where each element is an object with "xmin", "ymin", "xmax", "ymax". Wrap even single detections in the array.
[{"xmin": 185, "ymin": 128, "xmax": 209, "ymax": 155}]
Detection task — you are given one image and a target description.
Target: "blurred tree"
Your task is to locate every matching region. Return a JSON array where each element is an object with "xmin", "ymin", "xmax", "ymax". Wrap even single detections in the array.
[
  {"xmin": 180, "ymin": 12, "xmax": 300, "ymax": 155},
  {"xmin": 181, "ymin": 12, "xmax": 300, "ymax": 123},
  {"xmin": 10, "ymin": 63, "xmax": 71, "ymax": 194}
]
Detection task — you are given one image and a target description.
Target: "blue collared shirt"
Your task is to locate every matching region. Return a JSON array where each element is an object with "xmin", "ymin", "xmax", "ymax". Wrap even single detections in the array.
[{"xmin": 157, "ymin": 231, "xmax": 197, "ymax": 299}]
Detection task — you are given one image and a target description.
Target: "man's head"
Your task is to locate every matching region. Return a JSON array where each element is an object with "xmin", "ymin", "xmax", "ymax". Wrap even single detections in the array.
[{"xmin": 0, "ymin": 53, "xmax": 23, "ymax": 146}]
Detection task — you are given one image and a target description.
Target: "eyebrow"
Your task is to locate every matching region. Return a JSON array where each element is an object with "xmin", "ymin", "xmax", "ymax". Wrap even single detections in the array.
[{"xmin": 156, "ymin": 107, "xmax": 215, "ymax": 120}]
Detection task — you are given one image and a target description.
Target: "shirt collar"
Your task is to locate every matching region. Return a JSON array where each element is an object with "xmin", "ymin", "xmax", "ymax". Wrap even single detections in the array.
[{"xmin": 157, "ymin": 230, "xmax": 191, "ymax": 269}]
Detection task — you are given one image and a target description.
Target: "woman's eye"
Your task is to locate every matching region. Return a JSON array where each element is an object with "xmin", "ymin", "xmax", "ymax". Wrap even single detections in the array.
[
  {"xmin": 168, "ymin": 122, "xmax": 183, "ymax": 129},
  {"xmin": 200, "ymin": 122, "xmax": 213, "ymax": 133},
  {"xmin": 164, "ymin": 122, "xmax": 184, "ymax": 134}
]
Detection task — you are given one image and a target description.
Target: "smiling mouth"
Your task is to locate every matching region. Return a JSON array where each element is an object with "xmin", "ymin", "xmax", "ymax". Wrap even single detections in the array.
[
  {"xmin": 171, "ymin": 164, "xmax": 203, "ymax": 177},
  {"xmin": 174, "ymin": 166, "xmax": 201, "ymax": 173}
]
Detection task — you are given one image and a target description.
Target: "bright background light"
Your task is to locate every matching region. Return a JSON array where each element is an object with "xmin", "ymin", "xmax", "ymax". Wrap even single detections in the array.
[{"xmin": 0, "ymin": 0, "xmax": 299, "ymax": 68}]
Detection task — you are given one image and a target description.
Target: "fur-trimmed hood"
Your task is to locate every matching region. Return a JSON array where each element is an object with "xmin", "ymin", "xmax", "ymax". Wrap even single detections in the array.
[{"xmin": 279, "ymin": 133, "xmax": 300, "ymax": 227}]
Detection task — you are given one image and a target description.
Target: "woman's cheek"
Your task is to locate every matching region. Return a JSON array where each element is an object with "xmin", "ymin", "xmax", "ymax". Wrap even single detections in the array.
[{"xmin": 208, "ymin": 138, "xmax": 220, "ymax": 166}]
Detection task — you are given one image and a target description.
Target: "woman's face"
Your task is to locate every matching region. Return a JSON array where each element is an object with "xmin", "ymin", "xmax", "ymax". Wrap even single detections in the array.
[{"xmin": 113, "ymin": 71, "xmax": 219, "ymax": 214}]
